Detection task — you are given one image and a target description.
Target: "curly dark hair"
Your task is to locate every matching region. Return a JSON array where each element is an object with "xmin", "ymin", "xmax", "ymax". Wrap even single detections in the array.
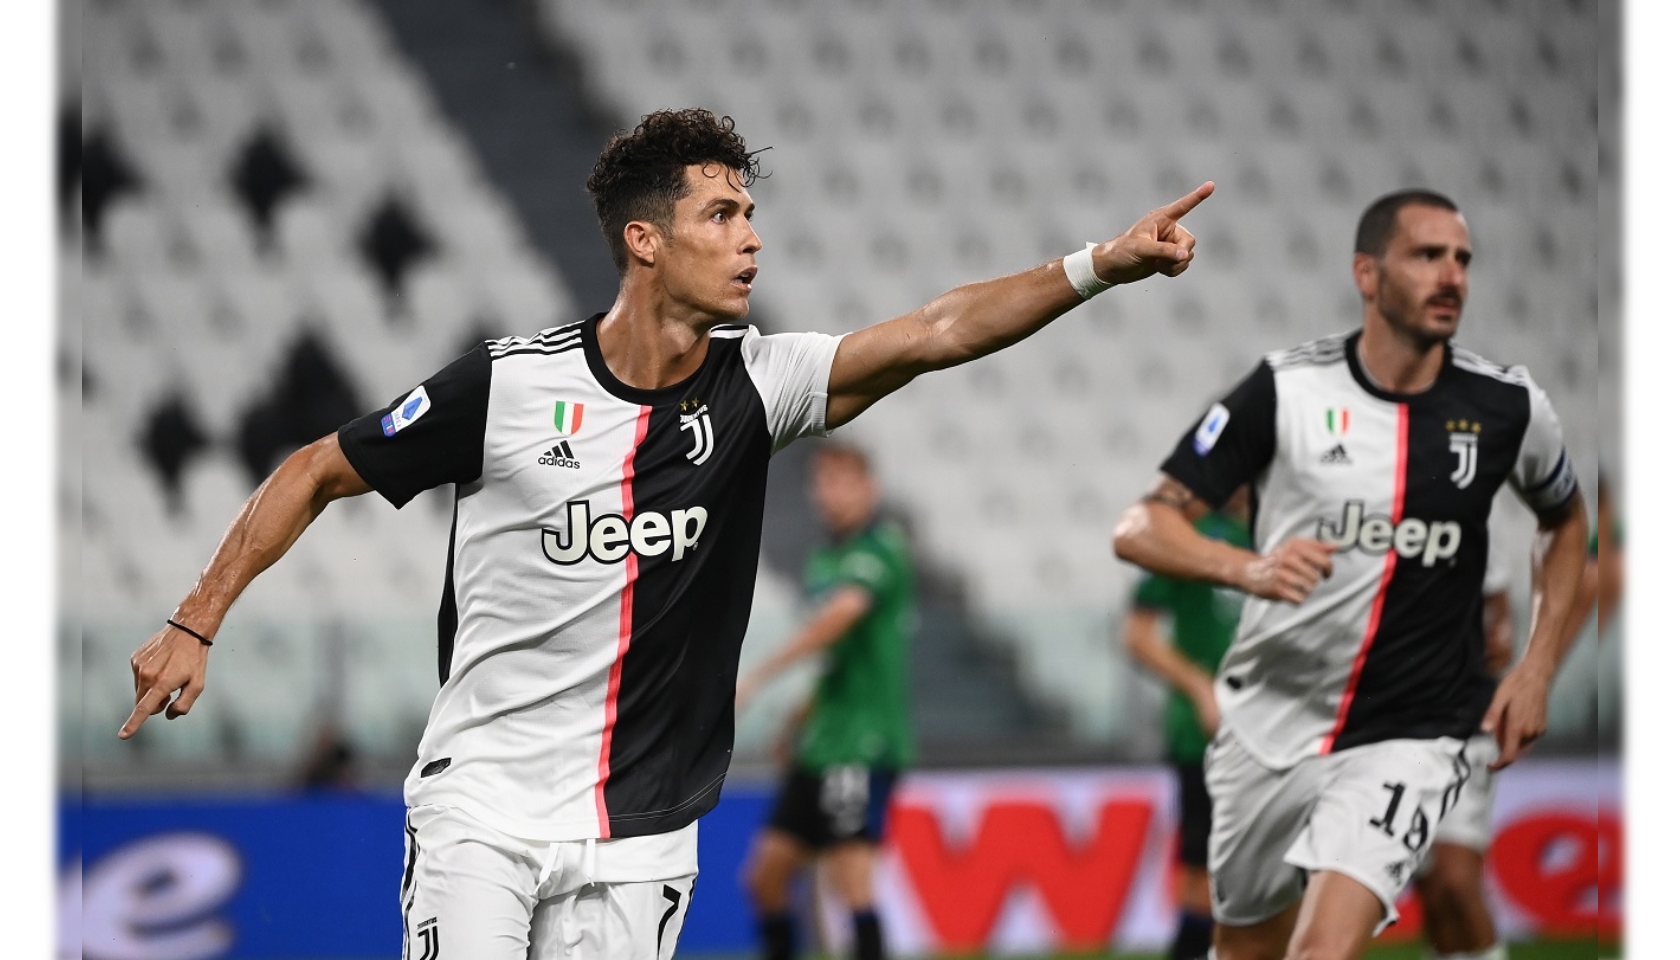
[{"xmin": 585, "ymin": 108, "xmax": 764, "ymax": 274}]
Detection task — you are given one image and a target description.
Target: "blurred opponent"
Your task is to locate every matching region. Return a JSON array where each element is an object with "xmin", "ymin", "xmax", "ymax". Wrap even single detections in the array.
[
  {"xmin": 1112, "ymin": 190, "xmax": 1589, "ymax": 960},
  {"xmin": 736, "ymin": 442, "xmax": 915, "ymax": 960},
  {"xmin": 120, "ymin": 107, "xmax": 1215, "ymax": 959}
]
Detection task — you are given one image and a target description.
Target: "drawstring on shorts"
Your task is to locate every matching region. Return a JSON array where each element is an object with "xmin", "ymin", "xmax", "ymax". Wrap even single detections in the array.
[{"xmin": 536, "ymin": 841, "xmax": 563, "ymax": 888}]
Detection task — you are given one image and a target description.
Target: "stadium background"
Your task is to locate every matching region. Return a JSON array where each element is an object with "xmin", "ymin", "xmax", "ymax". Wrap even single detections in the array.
[{"xmin": 61, "ymin": 0, "xmax": 1616, "ymax": 957}]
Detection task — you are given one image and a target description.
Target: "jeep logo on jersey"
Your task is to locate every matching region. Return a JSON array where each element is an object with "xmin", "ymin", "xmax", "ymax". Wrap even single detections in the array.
[
  {"xmin": 1316, "ymin": 501, "xmax": 1463, "ymax": 567},
  {"xmin": 679, "ymin": 402, "xmax": 715, "ymax": 465},
  {"xmin": 541, "ymin": 501, "xmax": 709, "ymax": 565},
  {"xmin": 1448, "ymin": 430, "xmax": 1479, "ymax": 489}
]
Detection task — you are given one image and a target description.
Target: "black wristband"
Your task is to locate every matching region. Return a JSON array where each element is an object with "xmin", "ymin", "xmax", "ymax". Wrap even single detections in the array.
[{"xmin": 166, "ymin": 618, "xmax": 213, "ymax": 647}]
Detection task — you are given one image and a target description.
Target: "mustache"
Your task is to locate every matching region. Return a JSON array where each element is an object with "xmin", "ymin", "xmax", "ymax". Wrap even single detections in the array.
[{"xmin": 1426, "ymin": 291, "xmax": 1463, "ymax": 307}]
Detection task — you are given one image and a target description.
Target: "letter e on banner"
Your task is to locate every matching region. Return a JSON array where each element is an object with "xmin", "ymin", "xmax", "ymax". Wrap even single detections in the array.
[{"xmin": 1487, "ymin": 811, "xmax": 1607, "ymax": 938}]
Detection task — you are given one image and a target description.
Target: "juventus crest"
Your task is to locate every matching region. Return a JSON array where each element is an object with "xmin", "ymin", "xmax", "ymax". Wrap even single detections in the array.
[
  {"xmin": 679, "ymin": 401, "xmax": 714, "ymax": 465},
  {"xmin": 1448, "ymin": 431, "xmax": 1479, "ymax": 489}
]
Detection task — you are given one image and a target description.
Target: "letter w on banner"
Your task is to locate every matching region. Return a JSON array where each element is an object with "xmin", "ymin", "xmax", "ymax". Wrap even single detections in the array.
[{"xmin": 855, "ymin": 770, "xmax": 1179, "ymax": 955}]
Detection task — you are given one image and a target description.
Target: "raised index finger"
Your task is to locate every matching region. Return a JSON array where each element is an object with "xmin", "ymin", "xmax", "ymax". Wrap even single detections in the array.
[
  {"xmin": 119, "ymin": 688, "xmax": 168, "ymax": 740},
  {"xmin": 1158, "ymin": 181, "xmax": 1216, "ymax": 222}
]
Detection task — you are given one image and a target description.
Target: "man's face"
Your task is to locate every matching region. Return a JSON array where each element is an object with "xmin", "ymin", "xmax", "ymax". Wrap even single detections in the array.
[
  {"xmin": 655, "ymin": 163, "xmax": 762, "ymax": 322},
  {"xmin": 810, "ymin": 454, "xmax": 877, "ymax": 535},
  {"xmin": 1358, "ymin": 204, "xmax": 1472, "ymax": 346}
]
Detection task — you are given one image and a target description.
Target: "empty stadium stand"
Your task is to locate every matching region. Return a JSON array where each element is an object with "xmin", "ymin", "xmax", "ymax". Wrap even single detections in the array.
[{"xmin": 70, "ymin": 0, "xmax": 1605, "ymax": 773}]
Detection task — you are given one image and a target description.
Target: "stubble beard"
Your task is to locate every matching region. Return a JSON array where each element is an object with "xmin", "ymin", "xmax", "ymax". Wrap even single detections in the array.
[{"xmin": 1377, "ymin": 279, "xmax": 1456, "ymax": 352}]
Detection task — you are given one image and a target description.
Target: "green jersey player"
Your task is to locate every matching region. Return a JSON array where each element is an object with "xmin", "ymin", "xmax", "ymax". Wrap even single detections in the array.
[{"xmin": 736, "ymin": 442, "xmax": 915, "ymax": 960}]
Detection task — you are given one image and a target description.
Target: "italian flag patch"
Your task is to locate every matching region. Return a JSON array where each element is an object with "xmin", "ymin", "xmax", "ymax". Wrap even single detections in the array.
[
  {"xmin": 1325, "ymin": 407, "xmax": 1350, "ymax": 435},
  {"xmin": 554, "ymin": 401, "xmax": 585, "ymax": 436}
]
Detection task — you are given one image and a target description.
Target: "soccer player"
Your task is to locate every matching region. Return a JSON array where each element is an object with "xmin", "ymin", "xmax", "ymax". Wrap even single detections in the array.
[
  {"xmin": 1120, "ymin": 488, "xmax": 1251, "ymax": 960},
  {"xmin": 734, "ymin": 442, "xmax": 914, "ymax": 960},
  {"xmin": 1110, "ymin": 189, "xmax": 1589, "ymax": 960},
  {"xmin": 119, "ymin": 108, "xmax": 1214, "ymax": 958}
]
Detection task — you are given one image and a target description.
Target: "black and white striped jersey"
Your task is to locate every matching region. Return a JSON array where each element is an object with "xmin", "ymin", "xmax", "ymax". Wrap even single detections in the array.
[
  {"xmin": 337, "ymin": 315, "xmax": 840, "ymax": 841},
  {"xmin": 1160, "ymin": 331, "xmax": 1578, "ymax": 770}
]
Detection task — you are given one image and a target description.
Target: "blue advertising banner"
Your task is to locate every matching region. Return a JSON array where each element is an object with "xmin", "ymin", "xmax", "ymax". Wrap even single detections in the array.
[{"xmin": 65, "ymin": 788, "xmax": 773, "ymax": 959}]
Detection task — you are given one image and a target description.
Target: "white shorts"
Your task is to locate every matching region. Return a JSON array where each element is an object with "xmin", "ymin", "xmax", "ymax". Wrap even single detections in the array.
[
  {"xmin": 1425, "ymin": 734, "xmax": 1499, "ymax": 857},
  {"xmin": 1205, "ymin": 731, "xmax": 1489, "ymax": 933},
  {"xmin": 399, "ymin": 804, "xmax": 700, "ymax": 960}
]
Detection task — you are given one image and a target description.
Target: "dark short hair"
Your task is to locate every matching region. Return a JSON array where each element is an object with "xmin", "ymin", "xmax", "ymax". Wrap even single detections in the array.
[
  {"xmin": 1354, "ymin": 189, "xmax": 1459, "ymax": 257},
  {"xmin": 585, "ymin": 108, "xmax": 763, "ymax": 273}
]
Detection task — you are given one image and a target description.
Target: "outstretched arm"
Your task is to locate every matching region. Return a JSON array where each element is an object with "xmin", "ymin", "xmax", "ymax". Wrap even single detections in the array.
[
  {"xmin": 120, "ymin": 434, "xmax": 372, "ymax": 740},
  {"xmin": 736, "ymin": 586, "xmax": 873, "ymax": 711},
  {"xmin": 824, "ymin": 182, "xmax": 1215, "ymax": 429},
  {"xmin": 1112, "ymin": 475, "xmax": 1336, "ymax": 605},
  {"xmin": 1481, "ymin": 490, "xmax": 1590, "ymax": 770}
]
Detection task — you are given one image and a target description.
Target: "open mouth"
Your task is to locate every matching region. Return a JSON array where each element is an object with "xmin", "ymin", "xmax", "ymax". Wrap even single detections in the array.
[{"xmin": 733, "ymin": 266, "xmax": 758, "ymax": 290}]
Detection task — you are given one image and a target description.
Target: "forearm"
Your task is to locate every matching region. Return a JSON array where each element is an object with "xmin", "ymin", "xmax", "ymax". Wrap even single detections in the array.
[
  {"xmin": 906, "ymin": 262, "xmax": 1085, "ymax": 372},
  {"xmin": 172, "ymin": 438, "xmax": 358, "ymax": 634},
  {"xmin": 747, "ymin": 588, "xmax": 871, "ymax": 687},
  {"xmin": 1518, "ymin": 498, "xmax": 1591, "ymax": 678},
  {"xmin": 1113, "ymin": 502, "xmax": 1255, "ymax": 590},
  {"xmin": 752, "ymin": 622, "xmax": 843, "ymax": 682},
  {"xmin": 1126, "ymin": 620, "xmax": 1217, "ymax": 700},
  {"xmin": 1558, "ymin": 560, "xmax": 1599, "ymax": 647}
]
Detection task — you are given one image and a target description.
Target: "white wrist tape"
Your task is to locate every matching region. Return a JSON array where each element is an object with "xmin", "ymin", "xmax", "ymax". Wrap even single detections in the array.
[{"xmin": 1062, "ymin": 242, "xmax": 1114, "ymax": 300}]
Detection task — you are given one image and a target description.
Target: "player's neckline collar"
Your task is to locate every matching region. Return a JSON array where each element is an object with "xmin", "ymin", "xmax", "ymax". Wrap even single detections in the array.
[
  {"xmin": 1344, "ymin": 330, "xmax": 1452, "ymax": 404},
  {"xmin": 582, "ymin": 313, "xmax": 714, "ymax": 407}
]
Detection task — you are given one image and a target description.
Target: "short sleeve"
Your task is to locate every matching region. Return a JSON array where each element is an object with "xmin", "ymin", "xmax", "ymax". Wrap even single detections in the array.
[
  {"xmin": 337, "ymin": 345, "xmax": 492, "ymax": 509},
  {"xmin": 738, "ymin": 327, "xmax": 843, "ymax": 452},
  {"xmin": 1133, "ymin": 573, "xmax": 1175, "ymax": 611},
  {"xmin": 833, "ymin": 546, "xmax": 892, "ymax": 602},
  {"xmin": 1159, "ymin": 360, "xmax": 1278, "ymax": 510},
  {"xmin": 1506, "ymin": 375, "xmax": 1579, "ymax": 519}
]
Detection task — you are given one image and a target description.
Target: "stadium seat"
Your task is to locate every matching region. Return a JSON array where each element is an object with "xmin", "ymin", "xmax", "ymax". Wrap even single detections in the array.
[
  {"xmin": 75, "ymin": 0, "xmax": 582, "ymax": 766},
  {"xmin": 76, "ymin": 0, "xmax": 1602, "ymax": 762}
]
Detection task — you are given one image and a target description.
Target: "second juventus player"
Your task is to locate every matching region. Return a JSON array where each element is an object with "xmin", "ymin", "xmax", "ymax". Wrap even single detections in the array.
[
  {"xmin": 119, "ymin": 109, "xmax": 1214, "ymax": 959},
  {"xmin": 1111, "ymin": 190, "xmax": 1588, "ymax": 960}
]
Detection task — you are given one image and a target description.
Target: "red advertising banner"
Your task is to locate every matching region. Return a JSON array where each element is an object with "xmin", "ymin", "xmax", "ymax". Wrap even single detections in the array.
[{"xmin": 809, "ymin": 759, "xmax": 1616, "ymax": 955}]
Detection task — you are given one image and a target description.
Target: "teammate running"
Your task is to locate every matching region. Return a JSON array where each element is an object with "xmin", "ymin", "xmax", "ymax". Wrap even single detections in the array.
[
  {"xmin": 119, "ymin": 108, "xmax": 1214, "ymax": 959},
  {"xmin": 1111, "ymin": 189, "xmax": 1589, "ymax": 960},
  {"xmin": 735, "ymin": 442, "xmax": 914, "ymax": 960}
]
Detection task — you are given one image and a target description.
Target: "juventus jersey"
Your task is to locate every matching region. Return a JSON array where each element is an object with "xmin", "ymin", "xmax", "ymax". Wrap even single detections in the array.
[
  {"xmin": 1160, "ymin": 331, "xmax": 1578, "ymax": 770},
  {"xmin": 338, "ymin": 315, "xmax": 840, "ymax": 841}
]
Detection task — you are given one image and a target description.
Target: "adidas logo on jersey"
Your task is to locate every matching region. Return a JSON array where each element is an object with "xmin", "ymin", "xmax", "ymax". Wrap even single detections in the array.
[
  {"xmin": 1320, "ymin": 444, "xmax": 1353, "ymax": 465},
  {"xmin": 538, "ymin": 441, "xmax": 582, "ymax": 469}
]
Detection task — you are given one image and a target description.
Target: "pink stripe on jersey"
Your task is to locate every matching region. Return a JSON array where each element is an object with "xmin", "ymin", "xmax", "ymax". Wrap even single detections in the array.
[
  {"xmin": 1323, "ymin": 403, "xmax": 1409, "ymax": 754},
  {"xmin": 596, "ymin": 405, "xmax": 652, "ymax": 836}
]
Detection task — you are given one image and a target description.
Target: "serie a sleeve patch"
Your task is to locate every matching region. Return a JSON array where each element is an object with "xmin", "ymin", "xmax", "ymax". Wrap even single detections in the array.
[{"xmin": 382, "ymin": 385, "xmax": 433, "ymax": 437}]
